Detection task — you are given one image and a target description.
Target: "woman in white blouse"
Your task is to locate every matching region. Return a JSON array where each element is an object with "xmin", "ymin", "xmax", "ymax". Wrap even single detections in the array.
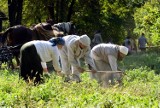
[{"xmin": 20, "ymin": 37, "xmax": 65, "ymax": 84}]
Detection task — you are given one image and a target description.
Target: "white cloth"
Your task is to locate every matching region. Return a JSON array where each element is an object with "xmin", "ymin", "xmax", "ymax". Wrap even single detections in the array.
[
  {"xmin": 30, "ymin": 40, "xmax": 61, "ymax": 72},
  {"xmin": 41, "ymin": 62, "xmax": 47, "ymax": 69},
  {"xmin": 119, "ymin": 46, "xmax": 128, "ymax": 55},
  {"xmin": 90, "ymin": 43, "xmax": 121, "ymax": 86},
  {"xmin": 91, "ymin": 43, "xmax": 118, "ymax": 71},
  {"xmin": 59, "ymin": 35, "xmax": 95, "ymax": 76}
]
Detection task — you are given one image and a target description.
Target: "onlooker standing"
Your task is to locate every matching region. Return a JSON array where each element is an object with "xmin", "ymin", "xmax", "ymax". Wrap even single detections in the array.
[
  {"xmin": 130, "ymin": 37, "xmax": 137, "ymax": 53},
  {"xmin": 124, "ymin": 36, "xmax": 132, "ymax": 54},
  {"xmin": 91, "ymin": 30, "xmax": 103, "ymax": 48},
  {"xmin": 138, "ymin": 33, "xmax": 149, "ymax": 52}
]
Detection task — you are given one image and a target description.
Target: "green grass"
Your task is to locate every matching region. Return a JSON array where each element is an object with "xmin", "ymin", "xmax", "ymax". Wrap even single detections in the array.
[{"xmin": 0, "ymin": 52, "xmax": 160, "ymax": 107}]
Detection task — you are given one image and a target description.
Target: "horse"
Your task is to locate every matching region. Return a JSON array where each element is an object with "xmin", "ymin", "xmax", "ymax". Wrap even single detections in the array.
[
  {"xmin": 1, "ymin": 22, "xmax": 76, "ymax": 46},
  {"xmin": 1, "ymin": 23, "xmax": 60, "ymax": 68},
  {"xmin": 52, "ymin": 22, "xmax": 76, "ymax": 35},
  {"xmin": 1, "ymin": 22, "xmax": 76, "ymax": 69}
]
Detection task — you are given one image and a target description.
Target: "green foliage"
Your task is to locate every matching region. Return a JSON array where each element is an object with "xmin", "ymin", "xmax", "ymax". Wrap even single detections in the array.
[
  {"xmin": 0, "ymin": 0, "xmax": 7, "ymax": 12},
  {"xmin": 123, "ymin": 67, "xmax": 156, "ymax": 83},
  {"xmin": 0, "ymin": 0, "xmax": 9, "ymax": 29},
  {"xmin": 22, "ymin": 0, "xmax": 50, "ymax": 27},
  {"xmin": 1, "ymin": 0, "xmax": 160, "ymax": 45},
  {"xmin": 0, "ymin": 0, "xmax": 151, "ymax": 44},
  {"xmin": 134, "ymin": 0, "xmax": 160, "ymax": 45},
  {"xmin": 0, "ymin": 52, "xmax": 160, "ymax": 107},
  {"xmin": 120, "ymin": 52, "xmax": 160, "ymax": 74}
]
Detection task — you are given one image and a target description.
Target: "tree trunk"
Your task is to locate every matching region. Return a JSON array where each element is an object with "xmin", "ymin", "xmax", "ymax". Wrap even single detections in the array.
[
  {"xmin": 55, "ymin": 0, "xmax": 60, "ymax": 23},
  {"xmin": 8, "ymin": 0, "xmax": 23, "ymax": 27},
  {"xmin": 8, "ymin": 0, "xmax": 16, "ymax": 26},
  {"xmin": 0, "ymin": 20, "xmax": 2, "ymax": 32},
  {"xmin": 67, "ymin": 0, "xmax": 75, "ymax": 21},
  {"xmin": 47, "ymin": 2, "xmax": 55, "ymax": 24},
  {"xmin": 15, "ymin": 0, "xmax": 23, "ymax": 25},
  {"xmin": 59, "ymin": 0, "xmax": 65, "ymax": 22}
]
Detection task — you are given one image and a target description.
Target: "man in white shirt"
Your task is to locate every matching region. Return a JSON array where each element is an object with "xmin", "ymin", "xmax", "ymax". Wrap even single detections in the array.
[
  {"xmin": 90, "ymin": 43, "xmax": 128, "ymax": 87},
  {"xmin": 59, "ymin": 35, "xmax": 96, "ymax": 82},
  {"xmin": 20, "ymin": 37, "xmax": 65, "ymax": 84}
]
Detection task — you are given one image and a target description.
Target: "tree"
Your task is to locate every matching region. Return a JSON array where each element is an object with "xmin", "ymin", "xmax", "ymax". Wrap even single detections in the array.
[
  {"xmin": 8, "ymin": 0, "xmax": 23, "ymax": 26},
  {"xmin": 134, "ymin": 0, "xmax": 160, "ymax": 45},
  {"xmin": 1, "ymin": 0, "xmax": 152, "ymax": 44}
]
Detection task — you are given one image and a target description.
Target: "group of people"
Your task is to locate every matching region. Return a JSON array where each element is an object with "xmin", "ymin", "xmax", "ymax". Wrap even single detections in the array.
[
  {"xmin": 123, "ymin": 33, "xmax": 149, "ymax": 54},
  {"xmin": 20, "ymin": 33, "xmax": 129, "ymax": 87},
  {"xmin": 91, "ymin": 30, "xmax": 149, "ymax": 54}
]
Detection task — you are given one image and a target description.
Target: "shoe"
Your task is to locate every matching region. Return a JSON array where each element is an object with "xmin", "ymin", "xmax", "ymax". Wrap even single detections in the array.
[{"xmin": 64, "ymin": 76, "xmax": 71, "ymax": 82}]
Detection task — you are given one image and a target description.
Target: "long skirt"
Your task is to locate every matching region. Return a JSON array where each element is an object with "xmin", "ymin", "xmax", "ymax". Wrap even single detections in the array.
[{"xmin": 20, "ymin": 42, "xmax": 43, "ymax": 84}]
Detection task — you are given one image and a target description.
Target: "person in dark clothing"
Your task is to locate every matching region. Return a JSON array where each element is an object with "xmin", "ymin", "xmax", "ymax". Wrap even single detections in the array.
[
  {"xmin": 138, "ymin": 33, "xmax": 149, "ymax": 52},
  {"xmin": 91, "ymin": 30, "xmax": 103, "ymax": 48}
]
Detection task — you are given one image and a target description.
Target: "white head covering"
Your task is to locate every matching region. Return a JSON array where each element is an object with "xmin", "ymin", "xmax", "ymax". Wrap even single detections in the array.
[
  {"xmin": 79, "ymin": 35, "xmax": 91, "ymax": 46},
  {"xmin": 119, "ymin": 46, "xmax": 128, "ymax": 55}
]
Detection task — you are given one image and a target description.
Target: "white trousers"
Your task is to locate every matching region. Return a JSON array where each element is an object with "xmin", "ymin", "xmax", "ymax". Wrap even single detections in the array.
[{"xmin": 60, "ymin": 50, "xmax": 81, "ymax": 77}]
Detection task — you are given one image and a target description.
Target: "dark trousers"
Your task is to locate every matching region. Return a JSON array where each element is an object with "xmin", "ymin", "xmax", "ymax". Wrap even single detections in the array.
[
  {"xmin": 20, "ymin": 43, "xmax": 43, "ymax": 84},
  {"xmin": 140, "ymin": 48, "xmax": 146, "ymax": 52}
]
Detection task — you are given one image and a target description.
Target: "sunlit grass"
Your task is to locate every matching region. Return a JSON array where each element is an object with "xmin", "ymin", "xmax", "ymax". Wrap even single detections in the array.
[{"xmin": 0, "ymin": 52, "xmax": 160, "ymax": 107}]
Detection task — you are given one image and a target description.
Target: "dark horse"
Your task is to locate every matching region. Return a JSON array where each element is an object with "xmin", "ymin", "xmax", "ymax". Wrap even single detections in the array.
[{"xmin": 1, "ymin": 21, "xmax": 76, "ymax": 45}]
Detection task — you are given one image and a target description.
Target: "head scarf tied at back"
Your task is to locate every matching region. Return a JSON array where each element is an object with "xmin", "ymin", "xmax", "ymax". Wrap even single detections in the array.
[{"xmin": 49, "ymin": 37, "xmax": 65, "ymax": 46}]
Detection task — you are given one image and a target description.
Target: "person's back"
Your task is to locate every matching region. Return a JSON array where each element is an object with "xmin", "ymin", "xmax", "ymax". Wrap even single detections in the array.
[
  {"xmin": 93, "ymin": 33, "xmax": 102, "ymax": 43},
  {"xmin": 138, "ymin": 33, "xmax": 148, "ymax": 51},
  {"xmin": 91, "ymin": 43, "xmax": 118, "ymax": 62},
  {"xmin": 32, "ymin": 40, "xmax": 58, "ymax": 62},
  {"xmin": 91, "ymin": 43, "xmax": 128, "ymax": 87}
]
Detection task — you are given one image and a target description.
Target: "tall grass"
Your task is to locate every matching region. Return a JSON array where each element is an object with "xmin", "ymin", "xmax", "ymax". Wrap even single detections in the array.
[{"xmin": 0, "ymin": 52, "xmax": 160, "ymax": 107}]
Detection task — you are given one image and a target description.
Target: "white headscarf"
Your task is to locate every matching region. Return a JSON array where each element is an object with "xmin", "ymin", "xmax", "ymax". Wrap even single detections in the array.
[
  {"xmin": 119, "ymin": 46, "xmax": 128, "ymax": 55},
  {"xmin": 79, "ymin": 34, "xmax": 91, "ymax": 46}
]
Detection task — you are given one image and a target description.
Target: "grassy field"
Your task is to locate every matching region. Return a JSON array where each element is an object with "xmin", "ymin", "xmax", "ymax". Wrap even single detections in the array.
[{"xmin": 0, "ymin": 51, "xmax": 160, "ymax": 107}]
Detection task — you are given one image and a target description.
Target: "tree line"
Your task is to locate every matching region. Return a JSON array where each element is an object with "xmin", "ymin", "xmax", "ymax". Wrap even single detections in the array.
[{"xmin": 0, "ymin": 0, "xmax": 159, "ymax": 45}]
